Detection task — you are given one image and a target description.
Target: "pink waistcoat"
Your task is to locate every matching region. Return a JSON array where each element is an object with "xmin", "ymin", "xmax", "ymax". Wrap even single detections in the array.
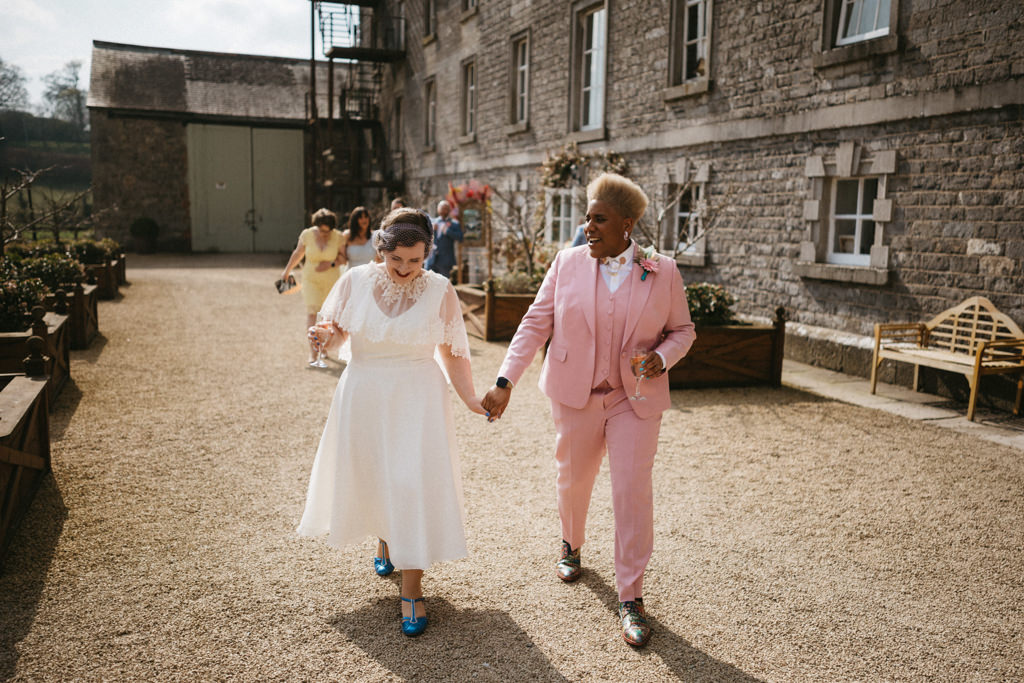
[{"xmin": 591, "ymin": 271, "xmax": 633, "ymax": 389}]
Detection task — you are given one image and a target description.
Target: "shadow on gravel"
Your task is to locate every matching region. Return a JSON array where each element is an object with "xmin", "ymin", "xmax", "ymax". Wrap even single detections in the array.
[
  {"xmin": 48, "ymin": 379, "xmax": 83, "ymax": 442},
  {"xmin": 581, "ymin": 573, "xmax": 765, "ymax": 683},
  {"xmin": 333, "ymin": 597, "xmax": 570, "ymax": 681},
  {"xmin": 72, "ymin": 333, "xmax": 109, "ymax": 365},
  {"xmin": 0, "ymin": 476, "xmax": 68, "ymax": 682},
  {"xmin": 670, "ymin": 386, "xmax": 826, "ymax": 411}
]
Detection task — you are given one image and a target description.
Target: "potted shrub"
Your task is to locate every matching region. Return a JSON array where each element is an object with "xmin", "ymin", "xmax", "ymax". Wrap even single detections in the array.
[
  {"xmin": 0, "ymin": 283, "xmax": 71, "ymax": 407},
  {"xmin": 668, "ymin": 282, "xmax": 787, "ymax": 388},
  {"xmin": 15, "ymin": 253, "xmax": 98, "ymax": 349}
]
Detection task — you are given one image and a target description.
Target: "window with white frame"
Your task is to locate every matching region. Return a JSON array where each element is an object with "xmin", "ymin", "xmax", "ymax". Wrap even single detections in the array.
[
  {"xmin": 571, "ymin": 2, "xmax": 607, "ymax": 133},
  {"xmin": 545, "ymin": 189, "xmax": 579, "ymax": 245},
  {"xmin": 424, "ymin": 78, "xmax": 436, "ymax": 148},
  {"xmin": 462, "ymin": 60, "xmax": 476, "ymax": 136},
  {"xmin": 512, "ymin": 34, "xmax": 530, "ymax": 125},
  {"xmin": 670, "ymin": 0, "xmax": 709, "ymax": 85},
  {"xmin": 463, "ymin": 0, "xmax": 478, "ymax": 11},
  {"xmin": 836, "ymin": 0, "xmax": 891, "ymax": 45},
  {"xmin": 827, "ymin": 177, "xmax": 878, "ymax": 266},
  {"xmin": 796, "ymin": 142, "xmax": 895, "ymax": 285},
  {"xmin": 664, "ymin": 182, "xmax": 704, "ymax": 254}
]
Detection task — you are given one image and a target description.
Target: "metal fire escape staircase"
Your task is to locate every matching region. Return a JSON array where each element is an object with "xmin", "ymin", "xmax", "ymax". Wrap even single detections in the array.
[{"xmin": 310, "ymin": 1, "xmax": 405, "ymax": 207}]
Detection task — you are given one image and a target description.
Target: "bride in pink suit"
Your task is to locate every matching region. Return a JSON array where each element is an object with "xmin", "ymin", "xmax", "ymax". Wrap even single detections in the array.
[{"xmin": 482, "ymin": 173, "xmax": 696, "ymax": 647}]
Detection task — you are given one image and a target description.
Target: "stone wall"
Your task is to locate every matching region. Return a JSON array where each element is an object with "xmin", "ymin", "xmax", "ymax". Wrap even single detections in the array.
[
  {"xmin": 91, "ymin": 112, "xmax": 191, "ymax": 251},
  {"xmin": 382, "ymin": 0, "xmax": 1024, "ymax": 404}
]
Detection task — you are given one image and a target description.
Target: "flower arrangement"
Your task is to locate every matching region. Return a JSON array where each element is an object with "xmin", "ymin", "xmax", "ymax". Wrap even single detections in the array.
[
  {"xmin": 634, "ymin": 245, "xmax": 661, "ymax": 281},
  {"xmin": 445, "ymin": 179, "xmax": 493, "ymax": 216},
  {"xmin": 539, "ymin": 143, "xmax": 630, "ymax": 189},
  {"xmin": 685, "ymin": 282, "xmax": 738, "ymax": 326}
]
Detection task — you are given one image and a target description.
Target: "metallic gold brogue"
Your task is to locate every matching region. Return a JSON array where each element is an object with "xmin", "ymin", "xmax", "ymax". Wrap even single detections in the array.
[
  {"xmin": 619, "ymin": 599, "xmax": 651, "ymax": 647},
  {"xmin": 556, "ymin": 540, "xmax": 582, "ymax": 582}
]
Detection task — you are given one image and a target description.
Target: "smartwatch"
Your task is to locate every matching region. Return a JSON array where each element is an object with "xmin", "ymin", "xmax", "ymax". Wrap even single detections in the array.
[{"xmin": 496, "ymin": 376, "xmax": 514, "ymax": 389}]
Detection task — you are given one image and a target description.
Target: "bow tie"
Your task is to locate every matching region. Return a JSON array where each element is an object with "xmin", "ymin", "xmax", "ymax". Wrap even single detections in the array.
[{"xmin": 601, "ymin": 256, "xmax": 627, "ymax": 274}]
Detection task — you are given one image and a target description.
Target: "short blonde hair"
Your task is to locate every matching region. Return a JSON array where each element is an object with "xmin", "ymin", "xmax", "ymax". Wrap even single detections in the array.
[{"xmin": 586, "ymin": 173, "xmax": 649, "ymax": 221}]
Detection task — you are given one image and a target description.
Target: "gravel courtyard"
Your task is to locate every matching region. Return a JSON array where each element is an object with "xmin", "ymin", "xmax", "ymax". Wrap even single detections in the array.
[{"xmin": 1, "ymin": 254, "xmax": 1021, "ymax": 682}]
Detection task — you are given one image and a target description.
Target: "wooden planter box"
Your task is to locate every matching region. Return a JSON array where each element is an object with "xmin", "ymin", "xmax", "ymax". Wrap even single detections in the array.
[
  {"xmin": 85, "ymin": 260, "xmax": 118, "ymax": 300},
  {"xmin": 0, "ymin": 370, "xmax": 51, "ymax": 570},
  {"xmin": 669, "ymin": 307, "xmax": 787, "ymax": 388},
  {"xmin": 456, "ymin": 284, "xmax": 537, "ymax": 342},
  {"xmin": 0, "ymin": 308, "xmax": 70, "ymax": 407},
  {"xmin": 44, "ymin": 283, "xmax": 99, "ymax": 350}
]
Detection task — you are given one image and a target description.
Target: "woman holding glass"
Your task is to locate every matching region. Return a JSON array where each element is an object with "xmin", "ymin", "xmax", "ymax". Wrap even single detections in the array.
[
  {"xmin": 481, "ymin": 173, "xmax": 696, "ymax": 648},
  {"xmin": 297, "ymin": 208, "xmax": 486, "ymax": 637},
  {"xmin": 280, "ymin": 208, "xmax": 347, "ymax": 365}
]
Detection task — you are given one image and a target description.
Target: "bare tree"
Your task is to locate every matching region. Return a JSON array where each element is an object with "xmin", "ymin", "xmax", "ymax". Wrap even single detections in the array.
[
  {"xmin": 0, "ymin": 57, "xmax": 30, "ymax": 111},
  {"xmin": 42, "ymin": 60, "xmax": 87, "ymax": 134},
  {"xmin": 489, "ymin": 185, "xmax": 552, "ymax": 283},
  {"xmin": 635, "ymin": 179, "xmax": 735, "ymax": 259}
]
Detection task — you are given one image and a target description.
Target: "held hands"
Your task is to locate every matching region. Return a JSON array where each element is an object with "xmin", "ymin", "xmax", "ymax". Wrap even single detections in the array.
[
  {"xmin": 465, "ymin": 396, "xmax": 488, "ymax": 417},
  {"xmin": 315, "ymin": 261, "xmax": 332, "ymax": 272},
  {"xmin": 481, "ymin": 385, "xmax": 512, "ymax": 422}
]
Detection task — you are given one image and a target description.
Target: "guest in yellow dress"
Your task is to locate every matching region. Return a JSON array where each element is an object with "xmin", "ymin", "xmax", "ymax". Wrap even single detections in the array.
[{"xmin": 280, "ymin": 208, "xmax": 348, "ymax": 364}]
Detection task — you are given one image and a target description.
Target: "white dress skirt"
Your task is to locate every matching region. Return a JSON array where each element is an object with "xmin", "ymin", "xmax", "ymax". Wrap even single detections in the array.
[{"xmin": 296, "ymin": 264, "xmax": 470, "ymax": 569}]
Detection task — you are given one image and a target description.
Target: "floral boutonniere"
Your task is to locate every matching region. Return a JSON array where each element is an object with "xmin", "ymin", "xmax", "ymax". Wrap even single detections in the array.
[{"xmin": 635, "ymin": 245, "xmax": 660, "ymax": 281}]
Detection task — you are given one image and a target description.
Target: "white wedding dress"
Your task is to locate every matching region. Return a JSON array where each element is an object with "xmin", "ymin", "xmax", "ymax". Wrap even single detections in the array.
[{"xmin": 297, "ymin": 263, "xmax": 470, "ymax": 569}]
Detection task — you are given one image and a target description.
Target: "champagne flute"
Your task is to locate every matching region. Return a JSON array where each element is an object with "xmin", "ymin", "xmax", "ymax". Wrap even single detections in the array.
[
  {"xmin": 629, "ymin": 347, "xmax": 648, "ymax": 401},
  {"xmin": 311, "ymin": 312, "xmax": 331, "ymax": 368}
]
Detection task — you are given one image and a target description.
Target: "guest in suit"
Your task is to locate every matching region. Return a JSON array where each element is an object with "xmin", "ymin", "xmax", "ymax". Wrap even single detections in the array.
[
  {"xmin": 425, "ymin": 200, "xmax": 463, "ymax": 278},
  {"xmin": 482, "ymin": 173, "xmax": 696, "ymax": 647}
]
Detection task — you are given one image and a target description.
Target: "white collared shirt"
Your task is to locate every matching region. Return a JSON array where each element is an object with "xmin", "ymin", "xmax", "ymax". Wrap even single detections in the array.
[{"xmin": 598, "ymin": 242, "xmax": 634, "ymax": 294}]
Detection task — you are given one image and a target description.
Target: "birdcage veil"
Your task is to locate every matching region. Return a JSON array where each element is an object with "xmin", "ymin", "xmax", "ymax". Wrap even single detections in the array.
[{"xmin": 373, "ymin": 208, "xmax": 434, "ymax": 257}]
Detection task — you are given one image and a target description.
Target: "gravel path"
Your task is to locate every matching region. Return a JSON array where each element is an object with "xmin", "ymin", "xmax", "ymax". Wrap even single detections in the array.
[{"xmin": 2, "ymin": 254, "xmax": 1022, "ymax": 682}]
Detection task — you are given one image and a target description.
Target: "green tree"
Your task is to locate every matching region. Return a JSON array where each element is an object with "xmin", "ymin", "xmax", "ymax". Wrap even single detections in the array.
[
  {"xmin": 0, "ymin": 57, "xmax": 30, "ymax": 112},
  {"xmin": 42, "ymin": 60, "xmax": 87, "ymax": 133}
]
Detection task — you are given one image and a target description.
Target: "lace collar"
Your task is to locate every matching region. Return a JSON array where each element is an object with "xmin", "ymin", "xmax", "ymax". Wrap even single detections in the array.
[{"xmin": 371, "ymin": 265, "xmax": 430, "ymax": 306}]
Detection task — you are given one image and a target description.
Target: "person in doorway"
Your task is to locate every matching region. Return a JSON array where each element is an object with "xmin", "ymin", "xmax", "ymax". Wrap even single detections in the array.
[
  {"xmin": 298, "ymin": 207, "xmax": 487, "ymax": 637},
  {"xmin": 481, "ymin": 173, "xmax": 696, "ymax": 647},
  {"xmin": 280, "ymin": 208, "xmax": 347, "ymax": 365},
  {"xmin": 425, "ymin": 200, "xmax": 463, "ymax": 279},
  {"xmin": 390, "ymin": 197, "xmax": 406, "ymax": 210},
  {"xmin": 343, "ymin": 206, "xmax": 377, "ymax": 268}
]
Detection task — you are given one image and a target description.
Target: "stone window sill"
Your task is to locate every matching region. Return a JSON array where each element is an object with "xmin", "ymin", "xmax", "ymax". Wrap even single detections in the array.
[
  {"xmin": 567, "ymin": 127, "xmax": 606, "ymax": 144},
  {"xmin": 674, "ymin": 252, "xmax": 706, "ymax": 267},
  {"xmin": 458, "ymin": 133, "xmax": 476, "ymax": 145},
  {"xmin": 813, "ymin": 34, "xmax": 898, "ymax": 70},
  {"xmin": 422, "ymin": 144, "xmax": 436, "ymax": 154},
  {"xmin": 422, "ymin": 33, "xmax": 437, "ymax": 47},
  {"xmin": 504, "ymin": 121, "xmax": 529, "ymax": 136},
  {"xmin": 794, "ymin": 261, "xmax": 889, "ymax": 286},
  {"xmin": 460, "ymin": 6, "xmax": 478, "ymax": 22},
  {"xmin": 663, "ymin": 78, "xmax": 711, "ymax": 102}
]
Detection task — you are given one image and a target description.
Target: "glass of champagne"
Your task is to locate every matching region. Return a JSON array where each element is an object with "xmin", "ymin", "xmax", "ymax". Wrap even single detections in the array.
[
  {"xmin": 311, "ymin": 312, "xmax": 331, "ymax": 368},
  {"xmin": 629, "ymin": 347, "xmax": 648, "ymax": 401}
]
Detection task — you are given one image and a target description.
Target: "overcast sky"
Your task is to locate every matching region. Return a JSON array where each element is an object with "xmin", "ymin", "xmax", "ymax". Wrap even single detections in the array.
[{"xmin": 2, "ymin": 0, "xmax": 317, "ymax": 108}]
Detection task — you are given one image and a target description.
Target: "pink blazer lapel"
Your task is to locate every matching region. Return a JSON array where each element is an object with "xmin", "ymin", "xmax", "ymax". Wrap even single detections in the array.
[
  {"xmin": 622, "ymin": 248, "xmax": 653, "ymax": 343},
  {"xmin": 576, "ymin": 248, "xmax": 598, "ymax": 335}
]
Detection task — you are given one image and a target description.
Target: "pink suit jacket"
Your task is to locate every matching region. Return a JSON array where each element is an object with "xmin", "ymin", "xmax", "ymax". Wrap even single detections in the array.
[{"xmin": 499, "ymin": 244, "xmax": 696, "ymax": 419}]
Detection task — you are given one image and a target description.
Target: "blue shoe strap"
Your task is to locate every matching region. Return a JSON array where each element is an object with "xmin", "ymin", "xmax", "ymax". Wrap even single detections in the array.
[{"xmin": 401, "ymin": 596, "xmax": 424, "ymax": 621}]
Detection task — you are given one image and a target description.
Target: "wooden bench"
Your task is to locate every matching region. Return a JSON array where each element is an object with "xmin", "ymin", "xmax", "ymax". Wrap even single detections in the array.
[{"xmin": 870, "ymin": 297, "xmax": 1024, "ymax": 421}]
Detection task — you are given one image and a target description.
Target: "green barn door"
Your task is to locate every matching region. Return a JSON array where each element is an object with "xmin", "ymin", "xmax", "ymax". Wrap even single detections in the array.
[
  {"xmin": 252, "ymin": 128, "xmax": 305, "ymax": 252},
  {"xmin": 188, "ymin": 124, "xmax": 305, "ymax": 252}
]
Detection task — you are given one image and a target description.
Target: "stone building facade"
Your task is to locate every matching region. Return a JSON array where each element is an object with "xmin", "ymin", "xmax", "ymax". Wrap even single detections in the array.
[{"xmin": 378, "ymin": 0, "xmax": 1024, "ymax": 397}]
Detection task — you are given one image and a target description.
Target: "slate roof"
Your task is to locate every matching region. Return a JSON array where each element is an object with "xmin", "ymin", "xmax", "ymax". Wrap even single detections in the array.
[{"xmin": 88, "ymin": 41, "xmax": 347, "ymax": 123}]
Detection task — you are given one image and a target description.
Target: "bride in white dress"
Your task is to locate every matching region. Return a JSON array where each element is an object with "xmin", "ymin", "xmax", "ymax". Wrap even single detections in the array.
[{"xmin": 298, "ymin": 208, "xmax": 486, "ymax": 637}]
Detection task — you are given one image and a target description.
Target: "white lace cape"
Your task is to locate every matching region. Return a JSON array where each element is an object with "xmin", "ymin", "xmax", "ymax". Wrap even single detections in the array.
[{"xmin": 319, "ymin": 264, "xmax": 471, "ymax": 359}]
